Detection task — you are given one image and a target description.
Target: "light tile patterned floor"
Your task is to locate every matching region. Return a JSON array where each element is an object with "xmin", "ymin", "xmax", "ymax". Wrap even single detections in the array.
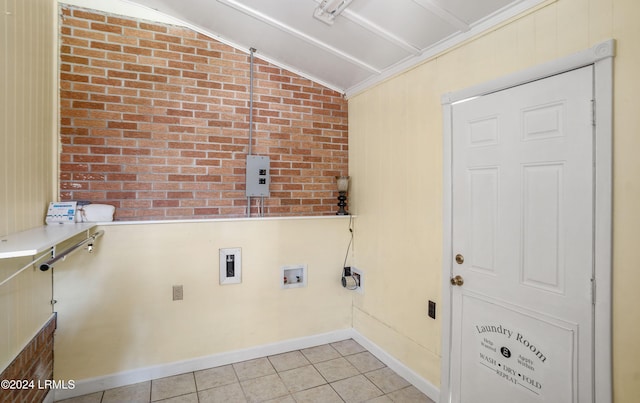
[{"xmin": 56, "ymin": 339, "xmax": 434, "ymax": 403}]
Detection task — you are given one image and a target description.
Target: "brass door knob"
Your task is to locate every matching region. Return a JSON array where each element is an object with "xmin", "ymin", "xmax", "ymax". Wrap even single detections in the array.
[
  {"xmin": 450, "ymin": 275, "xmax": 464, "ymax": 286},
  {"xmin": 455, "ymin": 254, "xmax": 464, "ymax": 264}
]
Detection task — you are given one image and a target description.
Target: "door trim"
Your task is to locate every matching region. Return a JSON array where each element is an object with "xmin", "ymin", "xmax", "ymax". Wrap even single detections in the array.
[{"xmin": 440, "ymin": 39, "xmax": 614, "ymax": 403}]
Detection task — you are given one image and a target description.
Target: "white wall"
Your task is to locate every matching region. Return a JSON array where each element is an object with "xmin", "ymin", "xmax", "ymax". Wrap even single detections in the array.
[{"xmin": 54, "ymin": 217, "xmax": 353, "ymax": 380}]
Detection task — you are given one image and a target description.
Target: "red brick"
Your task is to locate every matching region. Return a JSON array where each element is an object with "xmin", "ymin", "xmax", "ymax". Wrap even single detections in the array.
[
  {"xmin": 61, "ymin": 72, "xmax": 90, "ymax": 83},
  {"xmin": 153, "ymin": 199, "xmax": 179, "ymax": 207},
  {"xmin": 107, "ymin": 191, "xmax": 137, "ymax": 199},
  {"xmin": 59, "ymin": 7, "xmax": 347, "ymax": 219},
  {"xmin": 140, "ymin": 22, "xmax": 167, "ymax": 33},
  {"xmin": 168, "ymin": 191, "xmax": 194, "ymax": 199},
  {"xmin": 0, "ymin": 316, "xmax": 56, "ymax": 403},
  {"xmin": 61, "ymin": 127, "xmax": 89, "ymax": 136},
  {"xmin": 108, "ymin": 121, "xmax": 138, "ymax": 130},
  {"xmin": 155, "ymin": 67, "xmax": 181, "ymax": 76},
  {"xmin": 61, "ymin": 54, "xmax": 90, "ymax": 65},
  {"xmin": 139, "ymin": 73, "xmax": 167, "ymax": 83},
  {"xmin": 91, "ymin": 22, "xmax": 122, "ymax": 34},
  {"xmin": 124, "ymin": 63, "xmax": 153, "ymax": 73},
  {"xmin": 107, "ymin": 16, "xmax": 138, "ymax": 28},
  {"xmin": 73, "ymin": 9, "xmax": 105, "ymax": 22},
  {"xmin": 90, "ymin": 164, "xmax": 122, "ymax": 172}
]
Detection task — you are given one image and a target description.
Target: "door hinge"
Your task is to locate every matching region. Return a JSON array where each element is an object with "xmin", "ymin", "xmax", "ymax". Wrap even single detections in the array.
[
  {"xmin": 591, "ymin": 99, "xmax": 596, "ymax": 126},
  {"xmin": 591, "ymin": 277, "xmax": 596, "ymax": 305}
]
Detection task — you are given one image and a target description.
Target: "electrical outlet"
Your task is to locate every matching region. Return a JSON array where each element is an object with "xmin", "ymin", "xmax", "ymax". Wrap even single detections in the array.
[
  {"xmin": 173, "ymin": 285, "xmax": 183, "ymax": 301},
  {"xmin": 351, "ymin": 267, "xmax": 364, "ymax": 294},
  {"xmin": 428, "ymin": 300, "xmax": 436, "ymax": 319}
]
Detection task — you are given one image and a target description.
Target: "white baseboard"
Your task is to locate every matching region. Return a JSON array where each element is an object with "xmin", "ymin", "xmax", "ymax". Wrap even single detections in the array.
[
  {"xmin": 43, "ymin": 390, "xmax": 54, "ymax": 403},
  {"xmin": 54, "ymin": 328, "xmax": 440, "ymax": 402},
  {"xmin": 351, "ymin": 330, "xmax": 440, "ymax": 402},
  {"xmin": 54, "ymin": 329, "xmax": 353, "ymax": 400}
]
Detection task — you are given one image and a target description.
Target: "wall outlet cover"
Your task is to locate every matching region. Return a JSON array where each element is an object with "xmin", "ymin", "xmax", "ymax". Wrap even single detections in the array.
[
  {"xmin": 219, "ymin": 248, "xmax": 242, "ymax": 285},
  {"xmin": 281, "ymin": 265, "xmax": 307, "ymax": 289},
  {"xmin": 351, "ymin": 267, "xmax": 364, "ymax": 294},
  {"xmin": 173, "ymin": 285, "xmax": 183, "ymax": 301},
  {"xmin": 428, "ymin": 300, "xmax": 436, "ymax": 319}
]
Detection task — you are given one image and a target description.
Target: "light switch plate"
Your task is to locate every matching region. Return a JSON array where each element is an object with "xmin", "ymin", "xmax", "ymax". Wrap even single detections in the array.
[{"xmin": 220, "ymin": 248, "xmax": 241, "ymax": 285}]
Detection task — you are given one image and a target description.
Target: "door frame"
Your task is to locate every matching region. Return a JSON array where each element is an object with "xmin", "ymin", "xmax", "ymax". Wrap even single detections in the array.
[{"xmin": 440, "ymin": 39, "xmax": 614, "ymax": 403}]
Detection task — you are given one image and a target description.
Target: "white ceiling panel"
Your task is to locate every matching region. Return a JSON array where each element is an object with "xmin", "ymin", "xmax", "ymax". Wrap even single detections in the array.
[
  {"xmin": 347, "ymin": 0, "xmax": 459, "ymax": 50},
  {"xmin": 232, "ymin": 1, "xmax": 414, "ymax": 70},
  {"xmin": 71, "ymin": 0, "xmax": 547, "ymax": 96},
  {"xmin": 430, "ymin": 0, "xmax": 518, "ymax": 25}
]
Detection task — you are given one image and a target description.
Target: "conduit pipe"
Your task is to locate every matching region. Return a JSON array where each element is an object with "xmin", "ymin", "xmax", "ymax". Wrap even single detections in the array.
[{"xmin": 247, "ymin": 47, "xmax": 256, "ymax": 217}]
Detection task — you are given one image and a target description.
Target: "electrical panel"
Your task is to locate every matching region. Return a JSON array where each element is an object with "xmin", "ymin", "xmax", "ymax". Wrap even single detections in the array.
[{"xmin": 246, "ymin": 155, "xmax": 270, "ymax": 197}]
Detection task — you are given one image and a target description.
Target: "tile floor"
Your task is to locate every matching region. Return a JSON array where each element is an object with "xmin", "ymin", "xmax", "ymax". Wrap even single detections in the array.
[{"xmin": 56, "ymin": 339, "xmax": 435, "ymax": 403}]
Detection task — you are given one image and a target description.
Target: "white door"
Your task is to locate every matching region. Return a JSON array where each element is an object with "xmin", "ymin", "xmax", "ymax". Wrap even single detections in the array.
[{"xmin": 449, "ymin": 66, "xmax": 594, "ymax": 403}]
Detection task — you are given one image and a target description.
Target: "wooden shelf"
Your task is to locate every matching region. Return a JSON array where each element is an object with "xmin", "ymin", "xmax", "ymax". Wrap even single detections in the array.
[{"xmin": 0, "ymin": 223, "xmax": 96, "ymax": 259}]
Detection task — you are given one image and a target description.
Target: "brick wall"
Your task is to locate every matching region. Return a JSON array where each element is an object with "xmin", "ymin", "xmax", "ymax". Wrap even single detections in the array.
[
  {"xmin": 0, "ymin": 315, "xmax": 56, "ymax": 403},
  {"xmin": 59, "ymin": 6, "xmax": 349, "ymax": 220}
]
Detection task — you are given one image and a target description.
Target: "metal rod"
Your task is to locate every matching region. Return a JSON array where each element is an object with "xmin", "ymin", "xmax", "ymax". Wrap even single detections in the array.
[
  {"xmin": 0, "ymin": 252, "xmax": 51, "ymax": 288},
  {"xmin": 39, "ymin": 230, "xmax": 104, "ymax": 272}
]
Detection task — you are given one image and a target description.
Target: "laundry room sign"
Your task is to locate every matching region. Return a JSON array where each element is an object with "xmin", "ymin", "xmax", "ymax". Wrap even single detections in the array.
[
  {"xmin": 476, "ymin": 324, "xmax": 547, "ymax": 363},
  {"xmin": 459, "ymin": 293, "xmax": 576, "ymax": 402},
  {"xmin": 475, "ymin": 323, "xmax": 547, "ymax": 394}
]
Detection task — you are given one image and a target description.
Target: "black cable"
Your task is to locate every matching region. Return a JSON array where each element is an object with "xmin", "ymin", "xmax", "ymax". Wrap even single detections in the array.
[
  {"xmin": 342, "ymin": 214, "xmax": 353, "ymax": 268},
  {"xmin": 341, "ymin": 215, "xmax": 357, "ymax": 290}
]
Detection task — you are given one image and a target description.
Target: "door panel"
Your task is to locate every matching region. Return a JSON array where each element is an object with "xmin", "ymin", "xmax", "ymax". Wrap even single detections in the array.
[
  {"xmin": 460, "ymin": 291, "xmax": 577, "ymax": 403},
  {"xmin": 450, "ymin": 67, "xmax": 594, "ymax": 403},
  {"xmin": 521, "ymin": 163, "xmax": 564, "ymax": 293},
  {"xmin": 468, "ymin": 167, "xmax": 498, "ymax": 274}
]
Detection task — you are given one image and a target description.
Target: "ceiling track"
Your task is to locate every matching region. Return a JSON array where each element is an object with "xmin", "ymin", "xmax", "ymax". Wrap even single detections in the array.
[{"xmin": 216, "ymin": 0, "xmax": 381, "ymax": 74}]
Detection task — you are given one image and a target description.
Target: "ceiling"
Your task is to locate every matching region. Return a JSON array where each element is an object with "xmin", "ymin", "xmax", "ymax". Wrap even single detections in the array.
[{"xmin": 116, "ymin": 0, "xmax": 544, "ymax": 97}]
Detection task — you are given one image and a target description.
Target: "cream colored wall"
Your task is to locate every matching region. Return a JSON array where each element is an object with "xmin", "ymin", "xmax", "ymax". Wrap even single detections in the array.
[
  {"xmin": 0, "ymin": 0, "xmax": 57, "ymax": 372},
  {"xmin": 0, "ymin": 256, "xmax": 55, "ymax": 371},
  {"xmin": 0, "ymin": 0, "xmax": 57, "ymax": 237},
  {"xmin": 54, "ymin": 217, "xmax": 353, "ymax": 380},
  {"xmin": 349, "ymin": 0, "xmax": 640, "ymax": 401}
]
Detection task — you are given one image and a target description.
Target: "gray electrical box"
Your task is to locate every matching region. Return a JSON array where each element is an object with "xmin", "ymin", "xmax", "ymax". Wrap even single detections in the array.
[{"xmin": 245, "ymin": 155, "xmax": 270, "ymax": 197}]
